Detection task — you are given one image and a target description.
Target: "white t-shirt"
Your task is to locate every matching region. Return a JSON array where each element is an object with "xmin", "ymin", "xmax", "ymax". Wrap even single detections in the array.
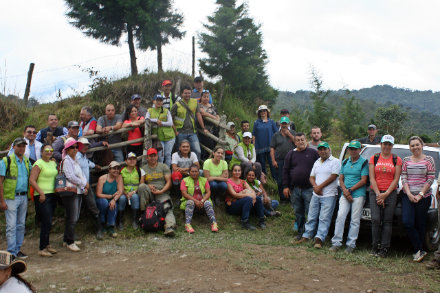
[
  {"xmin": 171, "ymin": 152, "xmax": 198, "ymax": 168},
  {"xmin": 0, "ymin": 277, "xmax": 33, "ymax": 293},
  {"xmin": 310, "ymin": 155, "xmax": 341, "ymax": 197}
]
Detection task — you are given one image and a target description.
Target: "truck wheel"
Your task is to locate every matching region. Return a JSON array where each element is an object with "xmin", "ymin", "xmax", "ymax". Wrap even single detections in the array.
[{"xmin": 425, "ymin": 209, "xmax": 440, "ymax": 252}]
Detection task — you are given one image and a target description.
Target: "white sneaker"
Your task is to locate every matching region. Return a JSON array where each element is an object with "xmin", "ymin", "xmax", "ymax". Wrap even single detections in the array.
[
  {"xmin": 414, "ymin": 250, "xmax": 427, "ymax": 262},
  {"xmin": 63, "ymin": 241, "xmax": 81, "ymax": 247},
  {"xmin": 66, "ymin": 243, "xmax": 81, "ymax": 252}
]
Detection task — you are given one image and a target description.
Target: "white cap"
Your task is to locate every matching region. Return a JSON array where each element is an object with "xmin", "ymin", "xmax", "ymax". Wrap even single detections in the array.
[
  {"xmin": 243, "ymin": 132, "xmax": 252, "ymax": 138},
  {"xmin": 226, "ymin": 122, "xmax": 235, "ymax": 129},
  {"xmin": 77, "ymin": 137, "xmax": 90, "ymax": 145},
  {"xmin": 256, "ymin": 105, "xmax": 270, "ymax": 114},
  {"xmin": 381, "ymin": 134, "xmax": 395, "ymax": 144}
]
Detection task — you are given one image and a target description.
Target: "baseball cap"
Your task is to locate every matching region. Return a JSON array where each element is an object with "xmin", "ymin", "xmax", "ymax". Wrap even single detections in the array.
[
  {"xmin": 67, "ymin": 121, "xmax": 80, "ymax": 128},
  {"xmin": 194, "ymin": 76, "xmax": 203, "ymax": 82},
  {"xmin": 381, "ymin": 134, "xmax": 395, "ymax": 144},
  {"xmin": 13, "ymin": 138, "xmax": 27, "ymax": 146},
  {"xmin": 108, "ymin": 161, "xmax": 120, "ymax": 168},
  {"xmin": 127, "ymin": 152, "xmax": 137, "ymax": 159},
  {"xmin": 153, "ymin": 94, "xmax": 164, "ymax": 100},
  {"xmin": 243, "ymin": 132, "xmax": 252, "ymax": 138},
  {"xmin": 348, "ymin": 140, "xmax": 362, "ymax": 149},
  {"xmin": 162, "ymin": 80, "xmax": 172, "ymax": 86},
  {"xmin": 77, "ymin": 137, "xmax": 90, "ymax": 145},
  {"xmin": 226, "ymin": 122, "xmax": 235, "ymax": 129},
  {"xmin": 131, "ymin": 94, "xmax": 141, "ymax": 100},
  {"xmin": 280, "ymin": 117, "xmax": 290, "ymax": 124},
  {"xmin": 147, "ymin": 148, "xmax": 158, "ymax": 156},
  {"xmin": 368, "ymin": 124, "xmax": 377, "ymax": 130},
  {"xmin": 317, "ymin": 142, "xmax": 330, "ymax": 149},
  {"xmin": 280, "ymin": 109, "xmax": 289, "ymax": 114}
]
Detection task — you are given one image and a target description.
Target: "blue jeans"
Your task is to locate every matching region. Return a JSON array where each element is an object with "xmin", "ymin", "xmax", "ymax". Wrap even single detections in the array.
[
  {"xmin": 303, "ymin": 195, "xmax": 337, "ymax": 241},
  {"xmin": 263, "ymin": 199, "xmax": 279, "ymax": 216},
  {"xmin": 332, "ymin": 195, "xmax": 366, "ymax": 248},
  {"xmin": 160, "ymin": 138, "xmax": 176, "ymax": 167},
  {"xmin": 290, "ymin": 187, "xmax": 313, "ymax": 235},
  {"xmin": 177, "ymin": 133, "xmax": 201, "ymax": 160},
  {"xmin": 34, "ymin": 193, "xmax": 57, "ymax": 250},
  {"xmin": 111, "ymin": 148, "xmax": 124, "ymax": 163},
  {"xmin": 256, "ymin": 151, "xmax": 276, "ymax": 178},
  {"xmin": 209, "ymin": 181, "xmax": 228, "ymax": 196},
  {"xmin": 402, "ymin": 194, "xmax": 431, "ymax": 253},
  {"xmin": 96, "ymin": 198, "xmax": 118, "ymax": 226},
  {"xmin": 5, "ymin": 195, "xmax": 28, "ymax": 256},
  {"xmin": 117, "ymin": 193, "xmax": 140, "ymax": 211},
  {"xmin": 226, "ymin": 196, "xmax": 265, "ymax": 222}
]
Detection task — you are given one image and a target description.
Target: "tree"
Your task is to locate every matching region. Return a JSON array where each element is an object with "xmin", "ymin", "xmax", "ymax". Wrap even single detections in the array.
[
  {"xmin": 339, "ymin": 91, "xmax": 364, "ymax": 140},
  {"xmin": 375, "ymin": 104, "xmax": 408, "ymax": 141},
  {"xmin": 306, "ymin": 69, "xmax": 333, "ymax": 137},
  {"xmin": 198, "ymin": 0, "xmax": 276, "ymax": 107}
]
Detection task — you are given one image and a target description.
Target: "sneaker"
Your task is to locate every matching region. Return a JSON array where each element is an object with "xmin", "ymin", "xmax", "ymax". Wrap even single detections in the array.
[
  {"xmin": 345, "ymin": 246, "xmax": 354, "ymax": 254},
  {"xmin": 211, "ymin": 222, "xmax": 219, "ymax": 233},
  {"xmin": 293, "ymin": 237, "xmax": 309, "ymax": 245},
  {"xmin": 63, "ymin": 241, "xmax": 81, "ymax": 247},
  {"xmin": 16, "ymin": 251, "xmax": 28, "ymax": 260},
  {"xmin": 258, "ymin": 220, "xmax": 267, "ymax": 230},
  {"xmin": 377, "ymin": 248, "xmax": 388, "ymax": 258},
  {"xmin": 329, "ymin": 245, "xmax": 341, "ymax": 252},
  {"xmin": 38, "ymin": 248, "xmax": 53, "ymax": 257},
  {"xmin": 46, "ymin": 246, "xmax": 57, "ymax": 254},
  {"xmin": 185, "ymin": 224, "xmax": 195, "ymax": 234},
  {"xmin": 67, "ymin": 243, "xmax": 80, "ymax": 252},
  {"xmin": 369, "ymin": 246, "xmax": 380, "ymax": 256},
  {"xmin": 241, "ymin": 220, "xmax": 256, "ymax": 231},
  {"xmin": 314, "ymin": 238, "xmax": 323, "ymax": 249},
  {"xmin": 107, "ymin": 227, "xmax": 118, "ymax": 238},
  {"xmin": 164, "ymin": 227, "xmax": 176, "ymax": 237},
  {"xmin": 132, "ymin": 220, "xmax": 139, "ymax": 230},
  {"xmin": 413, "ymin": 250, "xmax": 427, "ymax": 262}
]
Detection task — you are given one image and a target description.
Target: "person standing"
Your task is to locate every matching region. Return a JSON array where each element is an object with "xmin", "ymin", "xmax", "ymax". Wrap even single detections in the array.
[
  {"xmin": 79, "ymin": 107, "xmax": 98, "ymax": 136},
  {"xmin": 191, "ymin": 76, "xmax": 213, "ymax": 103},
  {"xmin": 36, "ymin": 114, "xmax": 67, "ymax": 144},
  {"xmin": 358, "ymin": 124, "xmax": 382, "ymax": 145},
  {"xmin": 308, "ymin": 126, "xmax": 322, "ymax": 150},
  {"xmin": 52, "ymin": 121, "xmax": 81, "ymax": 163},
  {"xmin": 330, "ymin": 140, "xmax": 368, "ymax": 253},
  {"xmin": 237, "ymin": 120, "xmax": 250, "ymax": 142},
  {"xmin": 294, "ymin": 142, "xmax": 340, "ymax": 248},
  {"xmin": 130, "ymin": 94, "xmax": 147, "ymax": 117},
  {"xmin": 122, "ymin": 104, "xmax": 146, "ymax": 158},
  {"xmin": 160, "ymin": 80, "xmax": 179, "ymax": 109},
  {"xmin": 270, "ymin": 116, "xmax": 296, "ymax": 203},
  {"xmin": 96, "ymin": 104, "xmax": 124, "ymax": 162},
  {"xmin": 0, "ymin": 138, "xmax": 32, "ymax": 259},
  {"xmin": 283, "ymin": 132, "xmax": 319, "ymax": 240},
  {"xmin": 8, "ymin": 126, "xmax": 42, "ymax": 165},
  {"xmin": 275, "ymin": 109, "xmax": 296, "ymax": 131}
]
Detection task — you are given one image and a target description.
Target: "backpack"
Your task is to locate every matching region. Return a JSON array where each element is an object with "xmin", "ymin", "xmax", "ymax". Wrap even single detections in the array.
[
  {"xmin": 140, "ymin": 200, "xmax": 169, "ymax": 232},
  {"xmin": 373, "ymin": 153, "xmax": 397, "ymax": 166}
]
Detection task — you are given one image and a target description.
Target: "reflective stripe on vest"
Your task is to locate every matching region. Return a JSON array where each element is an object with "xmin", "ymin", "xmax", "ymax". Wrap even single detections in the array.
[{"xmin": 174, "ymin": 99, "xmax": 198, "ymax": 132}]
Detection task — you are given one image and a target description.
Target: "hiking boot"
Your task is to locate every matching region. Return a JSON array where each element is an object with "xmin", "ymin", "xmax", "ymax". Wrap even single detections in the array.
[
  {"xmin": 241, "ymin": 220, "xmax": 256, "ymax": 231},
  {"xmin": 369, "ymin": 246, "xmax": 380, "ymax": 257},
  {"xmin": 132, "ymin": 210, "xmax": 140, "ymax": 229},
  {"xmin": 258, "ymin": 219, "xmax": 267, "ymax": 230},
  {"xmin": 38, "ymin": 248, "xmax": 53, "ymax": 257},
  {"xmin": 16, "ymin": 251, "xmax": 28, "ymax": 260},
  {"xmin": 329, "ymin": 245, "xmax": 341, "ymax": 252},
  {"xmin": 426, "ymin": 260, "xmax": 440, "ymax": 270},
  {"xmin": 164, "ymin": 227, "xmax": 176, "ymax": 237},
  {"xmin": 413, "ymin": 250, "xmax": 427, "ymax": 262},
  {"xmin": 314, "ymin": 238, "xmax": 323, "ymax": 249},
  {"xmin": 117, "ymin": 212, "xmax": 124, "ymax": 231},
  {"xmin": 46, "ymin": 246, "xmax": 57, "ymax": 254},
  {"xmin": 345, "ymin": 246, "xmax": 354, "ymax": 254},
  {"xmin": 185, "ymin": 224, "xmax": 195, "ymax": 234},
  {"xmin": 96, "ymin": 223, "xmax": 105, "ymax": 241},
  {"xmin": 67, "ymin": 243, "xmax": 80, "ymax": 252},
  {"xmin": 211, "ymin": 222, "xmax": 219, "ymax": 233},
  {"xmin": 108, "ymin": 226, "xmax": 118, "ymax": 238},
  {"xmin": 377, "ymin": 247, "xmax": 388, "ymax": 258},
  {"xmin": 293, "ymin": 237, "xmax": 309, "ymax": 245}
]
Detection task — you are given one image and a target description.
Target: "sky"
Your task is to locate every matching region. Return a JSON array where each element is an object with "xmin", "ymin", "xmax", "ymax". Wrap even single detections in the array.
[{"xmin": 1, "ymin": 0, "xmax": 440, "ymax": 102}]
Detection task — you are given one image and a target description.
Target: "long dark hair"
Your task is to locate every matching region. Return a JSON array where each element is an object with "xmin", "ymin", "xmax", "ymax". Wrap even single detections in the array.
[{"xmin": 123, "ymin": 104, "xmax": 137, "ymax": 121}]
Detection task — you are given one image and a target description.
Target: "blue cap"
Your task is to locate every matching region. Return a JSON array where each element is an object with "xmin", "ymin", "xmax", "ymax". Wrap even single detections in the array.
[
  {"xmin": 153, "ymin": 94, "xmax": 164, "ymax": 100},
  {"xmin": 131, "ymin": 94, "xmax": 141, "ymax": 100}
]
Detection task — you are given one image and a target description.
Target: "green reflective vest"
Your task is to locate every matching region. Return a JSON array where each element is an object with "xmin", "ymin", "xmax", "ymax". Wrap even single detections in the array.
[
  {"xmin": 2, "ymin": 154, "xmax": 30, "ymax": 200},
  {"xmin": 179, "ymin": 176, "xmax": 211, "ymax": 210},
  {"xmin": 174, "ymin": 99, "xmax": 198, "ymax": 132},
  {"xmin": 147, "ymin": 107, "xmax": 175, "ymax": 141},
  {"xmin": 229, "ymin": 142, "xmax": 255, "ymax": 169},
  {"xmin": 120, "ymin": 166, "xmax": 140, "ymax": 194}
]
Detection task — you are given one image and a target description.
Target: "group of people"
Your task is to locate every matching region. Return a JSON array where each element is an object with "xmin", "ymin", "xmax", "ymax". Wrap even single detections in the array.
[{"xmin": 1, "ymin": 77, "xmax": 439, "ymax": 273}]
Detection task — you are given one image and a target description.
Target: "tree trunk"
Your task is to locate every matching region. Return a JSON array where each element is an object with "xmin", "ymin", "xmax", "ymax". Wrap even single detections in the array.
[
  {"xmin": 157, "ymin": 43, "xmax": 163, "ymax": 73},
  {"xmin": 23, "ymin": 63, "xmax": 35, "ymax": 104},
  {"xmin": 127, "ymin": 25, "xmax": 138, "ymax": 76}
]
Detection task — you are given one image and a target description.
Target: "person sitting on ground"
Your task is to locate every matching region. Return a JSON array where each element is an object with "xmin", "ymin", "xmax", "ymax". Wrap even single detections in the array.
[
  {"xmin": 224, "ymin": 122, "xmax": 240, "ymax": 161},
  {"xmin": 118, "ymin": 152, "xmax": 143, "ymax": 230},
  {"xmin": 171, "ymin": 140, "xmax": 199, "ymax": 188},
  {"xmin": 226, "ymin": 164, "xmax": 265, "ymax": 230},
  {"xmin": 294, "ymin": 142, "xmax": 340, "ymax": 249},
  {"xmin": 8, "ymin": 125, "xmax": 42, "ymax": 165},
  {"xmin": 180, "ymin": 164, "xmax": 218, "ymax": 233},
  {"xmin": 122, "ymin": 104, "xmax": 146, "ymax": 158},
  {"xmin": 237, "ymin": 120, "xmax": 250, "ymax": 142},
  {"xmin": 245, "ymin": 169, "xmax": 281, "ymax": 217},
  {"xmin": 230, "ymin": 132, "xmax": 263, "ymax": 180},
  {"xmin": 29, "ymin": 144, "xmax": 58, "ymax": 257},
  {"xmin": 36, "ymin": 114, "xmax": 67, "ymax": 144},
  {"xmin": 203, "ymin": 146, "xmax": 229, "ymax": 204},
  {"xmin": 130, "ymin": 94, "xmax": 147, "ymax": 117},
  {"xmin": 95, "ymin": 161, "xmax": 123, "ymax": 238},
  {"xmin": 146, "ymin": 94, "xmax": 176, "ymax": 166},
  {"xmin": 199, "ymin": 90, "xmax": 220, "ymax": 160},
  {"xmin": 53, "ymin": 121, "xmax": 81, "ymax": 163},
  {"xmin": 138, "ymin": 148, "xmax": 176, "ymax": 237},
  {"xmin": 0, "ymin": 250, "xmax": 35, "ymax": 292},
  {"xmin": 96, "ymin": 104, "xmax": 124, "ymax": 162}
]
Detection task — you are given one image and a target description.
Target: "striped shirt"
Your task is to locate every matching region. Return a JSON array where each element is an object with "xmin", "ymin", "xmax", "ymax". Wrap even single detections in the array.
[{"xmin": 401, "ymin": 156, "xmax": 435, "ymax": 197}]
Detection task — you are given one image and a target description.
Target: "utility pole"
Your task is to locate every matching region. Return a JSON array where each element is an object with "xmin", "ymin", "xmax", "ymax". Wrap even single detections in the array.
[
  {"xmin": 192, "ymin": 36, "xmax": 195, "ymax": 77},
  {"xmin": 23, "ymin": 63, "xmax": 35, "ymax": 104}
]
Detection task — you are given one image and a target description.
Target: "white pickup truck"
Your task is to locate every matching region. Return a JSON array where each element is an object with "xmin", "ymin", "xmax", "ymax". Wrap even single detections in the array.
[{"xmin": 339, "ymin": 143, "xmax": 440, "ymax": 251}]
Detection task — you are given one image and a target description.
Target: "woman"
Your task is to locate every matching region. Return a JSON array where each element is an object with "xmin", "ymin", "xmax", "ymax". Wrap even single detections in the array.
[
  {"xmin": 368, "ymin": 134, "xmax": 402, "ymax": 258},
  {"xmin": 245, "ymin": 170, "xmax": 280, "ymax": 217},
  {"xmin": 119, "ymin": 152, "xmax": 144, "ymax": 230},
  {"xmin": 0, "ymin": 250, "xmax": 35, "ymax": 292},
  {"xmin": 146, "ymin": 94, "xmax": 176, "ymax": 166},
  {"xmin": 226, "ymin": 164, "xmax": 265, "ymax": 230},
  {"xmin": 401, "ymin": 136, "xmax": 435, "ymax": 262},
  {"xmin": 203, "ymin": 146, "xmax": 229, "ymax": 204},
  {"xmin": 230, "ymin": 132, "xmax": 262, "ymax": 180},
  {"xmin": 199, "ymin": 90, "xmax": 220, "ymax": 160},
  {"xmin": 61, "ymin": 138, "xmax": 88, "ymax": 252},
  {"xmin": 122, "ymin": 104, "xmax": 146, "ymax": 157},
  {"xmin": 29, "ymin": 144, "xmax": 58, "ymax": 257},
  {"xmin": 252, "ymin": 105, "xmax": 277, "ymax": 178},
  {"xmin": 96, "ymin": 161, "xmax": 124, "ymax": 238},
  {"xmin": 180, "ymin": 164, "xmax": 218, "ymax": 233}
]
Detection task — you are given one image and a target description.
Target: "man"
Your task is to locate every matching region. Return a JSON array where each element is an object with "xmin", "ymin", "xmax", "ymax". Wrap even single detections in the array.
[
  {"xmin": 160, "ymin": 80, "xmax": 179, "ymax": 109},
  {"xmin": 275, "ymin": 109, "xmax": 296, "ymax": 131},
  {"xmin": 76, "ymin": 137, "xmax": 103, "ymax": 240},
  {"xmin": 294, "ymin": 142, "xmax": 341, "ymax": 248},
  {"xmin": 36, "ymin": 114, "xmax": 68, "ymax": 144},
  {"xmin": 283, "ymin": 132, "xmax": 319, "ymax": 239},
  {"xmin": 79, "ymin": 106, "xmax": 98, "ymax": 136},
  {"xmin": 270, "ymin": 116, "xmax": 296, "ymax": 203},
  {"xmin": 96, "ymin": 104, "xmax": 124, "ymax": 162},
  {"xmin": 190, "ymin": 76, "xmax": 213, "ymax": 104},
  {"xmin": 138, "ymin": 148, "xmax": 175, "ymax": 237},
  {"xmin": 330, "ymin": 140, "xmax": 368, "ymax": 253},
  {"xmin": 52, "ymin": 121, "xmax": 81, "ymax": 162},
  {"xmin": 358, "ymin": 124, "xmax": 381, "ymax": 145},
  {"xmin": 224, "ymin": 122, "xmax": 240, "ymax": 160},
  {"xmin": 237, "ymin": 120, "xmax": 250, "ymax": 142},
  {"xmin": 8, "ymin": 125, "xmax": 42, "ymax": 165},
  {"xmin": 308, "ymin": 126, "xmax": 322, "ymax": 150},
  {"xmin": 171, "ymin": 85, "xmax": 209, "ymax": 160},
  {"xmin": 0, "ymin": 138, "xmax": 32, "ymax": 259},
  {"xmin": 130, "ymin": 94, "xmax": 147, "ymax": 117}
]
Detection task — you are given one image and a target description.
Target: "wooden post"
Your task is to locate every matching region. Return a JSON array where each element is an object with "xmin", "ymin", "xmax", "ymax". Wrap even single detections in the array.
[
  {"xmin": 218, "ymin": 115, "xmax": 227, "ymax": 143},
  {"xmin": 142, "ymin": 119, "xmax": 152, "ymax": 166},
  {"xmin": 23, "ymin": 63, "xmax": 35, "ymax": 104},
  {"xmin": 192, "ymin": 36, "xmax": 195, "ymax": 77},
  {"xmin": 174, "ymin": 78, "xmax": 181, "ymax": 99}
]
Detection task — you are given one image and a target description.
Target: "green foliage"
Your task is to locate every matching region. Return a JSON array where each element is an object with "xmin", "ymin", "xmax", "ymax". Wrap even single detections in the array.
[
  {"xmin": 198, "ymin": 0, "xmax": 277, "ymax": 106},
  {"xmin": 339, "ymin": 92, "xmax": 364, "ymax": 140},
  {"xmin": 375, "ymin": 104, "xmax": 408, "ymax": 142}
]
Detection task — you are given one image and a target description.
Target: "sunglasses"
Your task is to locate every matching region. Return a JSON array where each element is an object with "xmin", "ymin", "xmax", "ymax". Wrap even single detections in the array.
[
  {"xmin": 26, "ymin": 131, "xmax": 37, "ymax": 134},
  {"xmin": 44, "ymin": 148, "xmax": 54, "ymax": 153},
  {"xmin": 68, "ymin": 145, "xmax": 79, "ymax": 150}
]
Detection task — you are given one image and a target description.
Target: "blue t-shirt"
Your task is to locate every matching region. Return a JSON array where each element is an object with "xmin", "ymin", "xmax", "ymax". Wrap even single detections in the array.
[
  {"xmin": 0, "ymin": 156, "xmax": 31, "ymax": 193},
  {"xmin": 252, "ymin": 118, "xmax": 278, "ymax": 154},
  {"xmin": 340, "ymin": 156, "xmax": 369, "ymax": 198}
]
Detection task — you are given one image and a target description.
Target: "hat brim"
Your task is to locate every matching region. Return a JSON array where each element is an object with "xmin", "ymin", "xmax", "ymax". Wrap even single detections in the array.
[
  {"xmin": 63, "ymin": 141, "xmax": 83, "ymax": 152},
  {"xmin": 0, "ymin": 259, "xmax": 27, "ymax": 275}
]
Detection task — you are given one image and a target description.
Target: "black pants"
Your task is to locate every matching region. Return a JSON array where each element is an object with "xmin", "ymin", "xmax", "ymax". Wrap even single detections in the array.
[
  {"xmin": 369, "ymin": 190, "xmax": 398, "ymax": 249},
  {"xmin": 61, "ymin": 193, "xmax": 80, "ymax": 245},
  {"xmin": 34, "ymin": 193, "xmax": 57, "ymax": 250}
]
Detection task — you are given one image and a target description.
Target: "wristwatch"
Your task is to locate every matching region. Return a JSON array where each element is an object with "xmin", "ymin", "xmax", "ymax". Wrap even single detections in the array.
[{"xmin": 348, "ymin": 188, "xmax": 352, "ymax": 194}]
